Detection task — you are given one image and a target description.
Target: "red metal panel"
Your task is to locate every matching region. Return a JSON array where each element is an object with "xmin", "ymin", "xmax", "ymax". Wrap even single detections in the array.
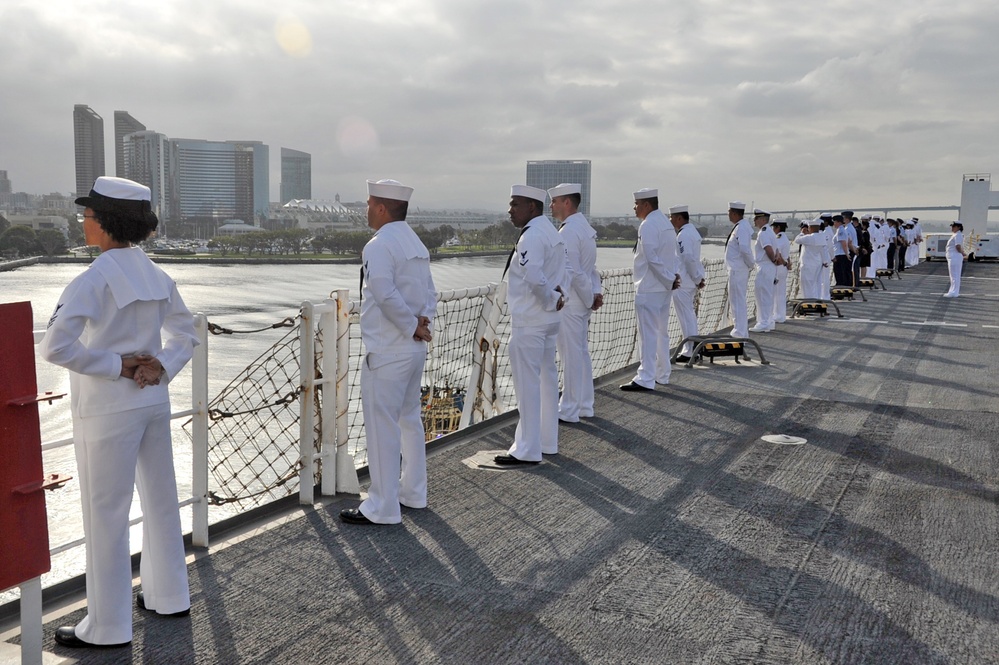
[{"xmin": 0, "ymin": 301, "xmax": 52, "ymax": 591}]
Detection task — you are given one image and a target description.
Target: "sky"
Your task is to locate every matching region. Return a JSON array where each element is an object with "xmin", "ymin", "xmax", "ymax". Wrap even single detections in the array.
[{"xmin": 3, "ymin": 0, "xmax": 999, "ymax": 216}]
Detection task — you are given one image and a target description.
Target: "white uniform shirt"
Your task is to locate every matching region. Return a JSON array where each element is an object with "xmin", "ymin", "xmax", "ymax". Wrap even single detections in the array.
[
  {"xmin": 753, "ymin": 224, "xmax": 778, "ymax": 265},
  {"xmin": 724, "ymin": 218, "xmax": 755, "ymax": 271},
  {"xmin": 361, "ymin": 221, "xmax": 437, "ymax": 354},
  {"xmin": 794, "ymin": 231, "xmax": 831, "ymax": 266},
  {"xmin": 508, "ymin": 215, "xmax": 568, "ymax": 326},
  {"xmin": 38, "ymin": 247, "xmax": 197, "ymax": 418},
  {"xmin": 559, "ymin": 211, "xmax": 601, "ymax": 313},
  {"xmin": 833, "ymin": 226, "xmax": 849, "ymax": 256},
  {"xmin": 675, "ymin": 222, "xmax": 705, "ymax": 288},
  {"xmin": 774, "ymin": 231, "xmax": 792, "ymax": 266},
  {"xmin": 633, "ymin": 208, "xmax": 678, "ymax": 294},
  {"xmin": 947, "ymin": 231, "xmax": 964, "ymax": 256}
]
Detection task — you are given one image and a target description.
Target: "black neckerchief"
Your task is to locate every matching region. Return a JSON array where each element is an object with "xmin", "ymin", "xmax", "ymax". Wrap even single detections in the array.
[{"xmin": 502, "ymin": 225, "xmax": 530, "ymax": 279}]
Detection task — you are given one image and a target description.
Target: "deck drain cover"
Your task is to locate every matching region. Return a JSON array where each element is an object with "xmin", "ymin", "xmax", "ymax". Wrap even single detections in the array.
[{"xmin": 762, "ymin": 434, "xmax": 807, "ymax": 446}]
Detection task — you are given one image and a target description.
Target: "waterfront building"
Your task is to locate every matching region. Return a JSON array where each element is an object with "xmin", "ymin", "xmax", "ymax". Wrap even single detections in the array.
[
  {"xmin": 0, "ymin": 170, "xmax": 10, "ymax": 195},
  {"xmin": 114, "ymin": 111, "xmax": 146, "ymax": 178},
  {"xmin": 280, "ymin": 148, "xmax": 311, "ymax": 204},
  {"xmin": 7, "ymin": 214, "xmax": 70, "ymax": 235},
  {"xmin": 123, "ymin": 131, "xmax": 172, "ymax": 226},
  {"xmin": 167, "ymin": 139, "xmax": 269, "ymax": 225},
  {"xmin": 73, "ymin": 104, "xmax": 105, "ymax": 198},
  {"xmin": 526, "ymin": 159, "xmax": 592, "ymax": 218}
]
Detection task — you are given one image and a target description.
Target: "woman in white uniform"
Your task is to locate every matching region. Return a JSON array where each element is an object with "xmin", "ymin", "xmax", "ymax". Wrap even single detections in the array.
[
  {"xmin": 944, "ymin": 221, "xmax": 966, "ymax": 298},
  {"xmin": 40, "ymin": 177, "xmax": 197, "ymax": 649}
]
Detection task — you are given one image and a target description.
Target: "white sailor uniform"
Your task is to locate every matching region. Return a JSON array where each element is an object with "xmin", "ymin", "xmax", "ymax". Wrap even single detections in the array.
[
  {"xmin": 358, "ymin": 221, "xmax": 437, "ymax": 524},
  {"xmin": 751, "ymin": 223, "xmax": 779, "ymax": 331},
  {"xmin": 772, "ymin": 230, "xmax": 791, "ymax": 323},
  {"xmin": 945, "ymin": 230, "xmax": 964, "ymax": 297},
  {"xmin": 674, "ymin": 221, "xmax": 705, "ymax": 356},
  {"xmin": 794, "ymin": 232, "xmax": 831, "ymax": 299},
  {"xmin": 821, "ymin": 225, "xmax": 834, "ymax": 299},
  {"xmin": 507, "ymin": 215, "xmax": 568, "ymax": 460},
  {"xmin": 39, "ymin": 247, "xmax": 196, "ymax": 645},
  {"xmin": 557, "ymin": 211, "xmax": 601, "ymax": 421},
  {"xmin": 631, "ymin": 208, "xmax": 678, "ymax": 388},
  {"xmin": 724, "ymin": 218, "xmax": 755, "ymax": 337}
]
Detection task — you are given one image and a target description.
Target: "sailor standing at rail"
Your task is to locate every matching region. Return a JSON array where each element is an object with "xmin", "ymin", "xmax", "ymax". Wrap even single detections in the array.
[
  {"xmin": 669, "ymin": 204, "xmax": 705, "ymax": 361},
  {"xmin": 749, "ymin": 209, "xmax": 780, "ymax": 333},
  {"xmin": 904, "ymin": 219, "xmax": 920, "ymax": 268},
  {"xmin": 495, "ymin": 185, "xmax": 568, "ymax": 465},
  {"xmin": 794, "ymin": 218, "xmax": 831, "ymax": 299},
  {"xmin": 771, "ymin": 219, "xmax": 791, "ymax": 323},
  {"xmin": 621, "ymin": 188, "xmax": 678, "ymax": 391},
  {"xmin": 832, "ymin": 215, "xmax": 853, "ymax": 287},
  {"xmin": 340, "ymin": 179, "xmax": 437, "ymax": 525},
  {"xmin": 944, "ymin": 221, "xmax": 966, "ymax": 298},
  {"xmin": 723, "ymin": 201, "xmax": 754, "ymax": 338},
  {"xmin": 819, "ymin": 213, "xmax": 834, "ymax": 299},
  {"xmin": 886, "ymin": 219, "xmax": 899, "ymax": 272},
  {"xmin": 40, "ymin": 177, "xmax": 196, "ymax": 648},
  {"xmin": 550, "ymin": 183, "xmax": 603, "ymax": 422}
]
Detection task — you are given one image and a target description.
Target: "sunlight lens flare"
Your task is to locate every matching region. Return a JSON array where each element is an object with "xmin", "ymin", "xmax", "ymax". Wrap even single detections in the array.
[
  {"xmin": 275, "ymin": 17, "xmax": 312, "ymax": 57},
  {"xmin": 336, "ymin": 116, "xmax": 380, "ymax": 158}
]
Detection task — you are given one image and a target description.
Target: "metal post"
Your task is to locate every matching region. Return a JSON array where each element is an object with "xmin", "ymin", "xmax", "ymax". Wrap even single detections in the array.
[
  {"xmin": 191, "ymin": 314, "xmax": 210, "ymax": 548},
  {"xmin": 18, "ymin": 577, "xmax": 42, "ymax": 665},
  {"xmin": 459, "ymin": 283, "xmax": 499, "ymax": 428},
  {"xmin": 319, "ymin": 298, "xmax": 337, "ymax": 496},
  {"xmin": 298, "ymin": 301, "xmax": 316, "ymax": 505}
]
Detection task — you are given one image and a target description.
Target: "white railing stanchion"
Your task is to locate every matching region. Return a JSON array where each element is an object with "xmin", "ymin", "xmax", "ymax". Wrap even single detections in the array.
[
  {"xmin": 459, "ymin": 283, "xmax": 498, "ymax": 428},
  {"xmin": 298, "ymin": 302, "xmax": 316, "ymax": 505},
  {"xmin": 319, "ymin": 298, "xmax": 338, "ymax": 496},
  {"xmin": 334, "ymin": 290, "xmax": 360, "ymax": 494},
  {"xmin": 191, "ymin": 314, "xmax": 210, "ymax": 548}
]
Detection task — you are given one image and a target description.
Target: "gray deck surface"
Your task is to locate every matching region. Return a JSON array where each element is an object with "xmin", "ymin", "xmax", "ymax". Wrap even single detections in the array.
[{"xmin": 10, "ymin": 261, "xmax": 999, "ymax": 664}]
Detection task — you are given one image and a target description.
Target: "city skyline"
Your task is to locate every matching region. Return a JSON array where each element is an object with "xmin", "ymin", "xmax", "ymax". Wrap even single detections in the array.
[{"xmin": 4, "ymin": 1, "xmax": 999, "ymax": 217}]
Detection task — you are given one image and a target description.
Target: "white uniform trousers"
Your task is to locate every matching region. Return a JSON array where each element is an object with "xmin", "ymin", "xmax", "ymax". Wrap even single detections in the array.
[
  {"xmin": 906, "ymin": 245, "xmax": 919, "ymax": 267},
  {"xmin": 74, "ymin": 403, "xmax": 189, "ymax": 645},
  {"xmin": 556, "ymin": 308, "xmax": 594, "ymax": 422},
  {"xmin": 799, "ymin": 261, "xmax": 823, "ymax": 300},
  {"xmin": 753, "ymin": 263, "xmax": 777, "ymax": 329},
  {"xmin": 672, "ymin": 285, "xmax": 698, "ymax": 356},
  {"xmin": 946, "ymin": 253, "xmax": 963, "ymax": 296},
  {"xmin": 772, "ymin": 265, "xmax": 788, "ymax": 323},
  {"xmin": 632, "ymin": 290, "xmax": 672, "ymax": 388},
  {"xmin": 359, "ymin": 350, "xmax": 428, "ymax": 524},
  {"xmin": 508, "ymin": 321, "xmax": 560, "ymax": 461},
  {"xmin": 727, "ymin": 267, "xmax": 750, "ymax": 337},
  {"xmin": 820, "ymin": 264, "xmax": 832, "ymax": 300}
]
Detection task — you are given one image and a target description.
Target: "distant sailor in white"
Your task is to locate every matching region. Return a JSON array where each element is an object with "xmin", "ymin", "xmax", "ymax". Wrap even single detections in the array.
[
  {"xmin": 40, "ymin": 177, "xmax": 196, "ymax": 649},
  {"xmin": 550, "ymin": 183, "xmax": 602, "ymax": 423},
  {"xmin": 794, "ymin": 218, "xmax": 831, "ymax": 299},
  {"xmin": 944, "ymin": 221, "xmax": 966, "ymax": 298},
  {"xmin": 819, "ymin": 214, "xmax": 835, "ymax": 299},
  {"xmin": 723, "ymin": 201, "xmax": 754, "ymax": 337},
  {"xmin": 621, "ymin": 188, "xmax": 678, "ymax": 391},
  {"xmin": 495, "ymin": 185, "xmax": 568, "ymax": 465},
  {"xmin": 340, "ymin": 179, "xmax": 437, "ymax": 525},
  {"xmin": 905, "ymin": 219, "xmax": 921, "ymax": 268},
  {"xmin": 771, "ymin": 219, "xmax": 791, "ymax": 323},
  {"xmin": 669, "ymin": 204, "xmax": 705, "ymax": 361},
  {"xmin": 750, "ymin": 209, "xmax": 781, "ymax": 333}
]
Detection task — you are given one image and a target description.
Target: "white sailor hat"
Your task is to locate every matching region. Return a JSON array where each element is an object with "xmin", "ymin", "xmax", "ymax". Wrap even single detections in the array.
[
  {"xmin": 861, "ymin": 213, "xmax": 872, "ymax": 220},
  {"xmin": 367, "ymin": 179, "xmax": 414, "ymax": 202},
  {"xmin": 547, "ymin": 183, "xmax": 581, "ymax": 198},
  {"xmin": 634, "ymin": 188, "xmax": 658, "ymax": 200},
  {"xmin": 75, "ymin": 176, "xmax": 158, "ymax": 226},
  {"xmin": 728, "ymin": 201, "xmax": 746, "ymax": 210},
  {"xmin": 819, "ymin": 212, "xmax": 833, "ymax": 219},
  {"xmin": 668, "ymin": 204, "xmax": 688, "ymax": 214},
  {"xmin": 753, "ymin": 208, "xmax": 771, "ymax": 216},
  {"xmin": 807, "ymin": 217, "xmax": 822, "ymax": 226},
  {"xmin": 511, "ymin": 184, "xmax": 547, "ymax": 203}
]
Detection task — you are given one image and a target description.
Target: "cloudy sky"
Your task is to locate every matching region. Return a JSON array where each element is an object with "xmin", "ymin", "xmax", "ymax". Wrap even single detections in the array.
[{"xmin": 3, "ymin": 0, "xmax": 998, "ymax": 215}]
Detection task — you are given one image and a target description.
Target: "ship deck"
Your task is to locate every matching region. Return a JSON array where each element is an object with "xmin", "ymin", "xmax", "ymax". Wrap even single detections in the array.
[{"xmin": 4, "ymin": 260, "xmax": 999, "ymax": 664}]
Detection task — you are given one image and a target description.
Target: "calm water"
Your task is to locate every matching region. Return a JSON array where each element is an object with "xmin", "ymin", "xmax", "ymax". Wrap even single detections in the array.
[{"xmin": 0, "ymin": 244, "xmax": 723, "ymax": 595}]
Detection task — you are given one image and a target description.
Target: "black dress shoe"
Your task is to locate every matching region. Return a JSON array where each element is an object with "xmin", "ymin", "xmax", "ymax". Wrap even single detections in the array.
[
  {"xmin": 674, "ymin": 355, "xmax": 691, "ymax": 363},
  {"xmin": 137, "ymin": 591, "xmax": 190, "ymax": 617},
  {"xmin": 619, "ymin": 381, "xmax": 653, "ymax": 392},
  {"xmin": 340, "ymin": 508, "xmax": 378, "ymax": 524},
  {"xmin": 54, "ymin": 626, "xmax": 130, "ymax": 649},
  {"xmin": 493, "ymin": 454, "xmax": 540, "ymax": 466}
]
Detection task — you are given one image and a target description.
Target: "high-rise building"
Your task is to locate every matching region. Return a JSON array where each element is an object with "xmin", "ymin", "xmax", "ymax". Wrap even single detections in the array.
[
  {"xmin": 167, "ymin": 139, "xmax": 269, "ymax": 225},
  {"xmin": 0, "ymin": 170, "xmax": 11, "ymax": 195},
  {"xmin": 526, "ymin": 159, "xmax": 592, "ymax": 219},
  {"xmin": 280, "ymin": 148, "xmax": 312, "ymax": 203},
  {"xmin": 114, "ymin": 111, "xmax": 146, "ymax": 178},
  {"xmin": 123, "ymin": 130, "xmax": 170, "ymax": 223},
  {"xmin": 74, "ymin": 104, "xmax": 105, "ymax": 198}
]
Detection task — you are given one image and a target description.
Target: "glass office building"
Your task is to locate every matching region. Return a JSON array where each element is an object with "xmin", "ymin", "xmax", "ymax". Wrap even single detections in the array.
[{"xmin": 526, "ymin": 159, "xmax": 592, "ymax": 218}]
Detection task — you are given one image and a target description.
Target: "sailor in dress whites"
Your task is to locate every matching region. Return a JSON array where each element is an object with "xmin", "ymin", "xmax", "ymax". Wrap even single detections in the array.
[
  {"xmin": 771, "ymin": 219, "xmax": 791, "ymax": 323},
  {"xmin": 495, "ymin": 185, "xmax": 568, "ymax": 465},
  {"xmin": 621, "ymin": 188, "xmax": 678, "ymax": 391},
  {"xmin": 723, "ymin": 201, "xmax": 755, "ymax": 338},
  {"xmin": 832, "ymin": 215, "xmax": 853, "ymax": 287},
  {"xmin": 793, "ymin": 218, "xmax": 831, "ymax": 299},
  {"xmin": 550, "ymin": 183, "xmax": 603, "ymax": 422},
  {"xmin": 819, "ymin": 213, "xmax": 834, "ymax": 299},
  {"xmin": 340, "ymin": 179, "xmax": 437, "ymax": 524},
  {"xmin": 669, "ymin": 204, "xmax": 705, "ymax": 361},
  {"xmin": 40, "ymin": 177, "xmax": 196, "ymax": 648},
  {"xmin": 944, "ymin": 221, "xmax": 966, "ymax": 298},
  {"xmin": 749, "ymin": 209, "xmax": 781, "ymax": 333}
]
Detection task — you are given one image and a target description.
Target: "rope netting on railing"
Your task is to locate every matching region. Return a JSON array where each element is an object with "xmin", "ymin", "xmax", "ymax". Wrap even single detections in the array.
[{"xmin": 192, "ymin": 251, "xmax": 803, "ymax": 508}]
